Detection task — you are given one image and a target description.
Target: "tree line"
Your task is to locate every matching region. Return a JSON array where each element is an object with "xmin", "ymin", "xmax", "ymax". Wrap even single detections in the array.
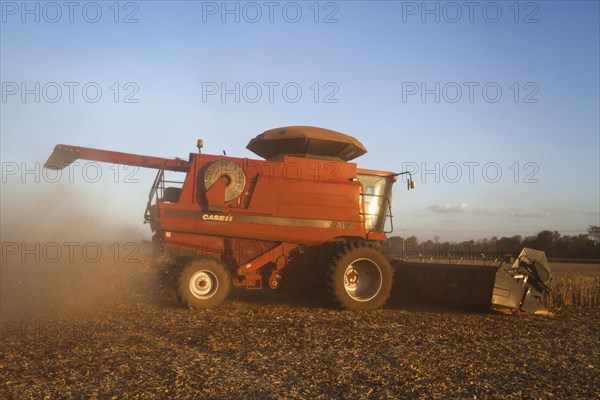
[{"xmin": 388, "ymin": 226, "xmax": 600, "ymax": 261}]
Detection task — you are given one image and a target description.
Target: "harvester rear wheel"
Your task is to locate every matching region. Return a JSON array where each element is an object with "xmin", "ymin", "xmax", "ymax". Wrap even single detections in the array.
[
  {"xmin": 178, "ymin": 258, "xmax": 231, "ymax": 309},
  {"xmin": 328, "ymin": 242, "xmax": 392, "ymax": 310}
]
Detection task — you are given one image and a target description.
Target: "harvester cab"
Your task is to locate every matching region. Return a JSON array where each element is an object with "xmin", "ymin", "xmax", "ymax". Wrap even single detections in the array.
[{"xmin": 44, "ymin": 126, "xmax": 551, "ymax": 313}]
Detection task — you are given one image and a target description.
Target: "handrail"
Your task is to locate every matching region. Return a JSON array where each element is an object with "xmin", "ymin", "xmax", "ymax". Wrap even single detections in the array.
[
  {"xmin": 359, "ymin": 192, "xmax": 394, "ymax": 233},
  {"xmin": 144, "ymin": 169, "xmax": 186, "ymax": 223},
  {"xmin": 144, "ymin": 169, "xmax": 165, "ymax": 223}
]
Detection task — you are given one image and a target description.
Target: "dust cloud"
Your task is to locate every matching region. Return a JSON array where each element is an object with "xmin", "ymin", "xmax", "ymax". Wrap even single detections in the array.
[{"xmin": 1, "ymin": 182, "xmax": 158, "ymax": 322}]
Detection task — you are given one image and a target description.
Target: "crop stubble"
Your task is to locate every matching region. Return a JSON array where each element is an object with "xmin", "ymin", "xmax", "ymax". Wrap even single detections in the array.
[{"xmin": 1, "ymin": 255, "xmax": 598, "ymax": 399}]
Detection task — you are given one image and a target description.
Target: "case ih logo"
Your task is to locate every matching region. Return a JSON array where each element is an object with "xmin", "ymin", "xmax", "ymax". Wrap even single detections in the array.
[{"xmin": 202, "ymin": 214, "xmax": 234, "ymax": 222}]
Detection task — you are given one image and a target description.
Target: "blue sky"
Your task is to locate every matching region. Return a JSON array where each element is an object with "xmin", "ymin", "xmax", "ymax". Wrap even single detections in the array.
[{"xmin": 1, "ymin": 0, "xmax": 599, "ymax": 242}]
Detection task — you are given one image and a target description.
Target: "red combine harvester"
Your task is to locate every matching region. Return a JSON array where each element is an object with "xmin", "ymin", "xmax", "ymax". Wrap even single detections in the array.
[{"xmin": 45, "ymin": 126, "xmax": 552, "ymax": 313}]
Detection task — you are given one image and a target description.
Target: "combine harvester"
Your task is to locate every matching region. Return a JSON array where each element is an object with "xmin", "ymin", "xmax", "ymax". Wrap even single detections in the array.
[{"xmin": 45, "ymin": 126, "xmax": 552, "ymax": 313}]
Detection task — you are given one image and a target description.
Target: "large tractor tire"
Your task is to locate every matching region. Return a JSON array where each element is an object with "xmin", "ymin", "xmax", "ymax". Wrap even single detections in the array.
[
  {"xmin": 327, "ymin": 242, "xmax": 393, "ymax": 310},
  {"xmin": 178, "ymin": 258, "xmax": 231, "ymax": 309}
]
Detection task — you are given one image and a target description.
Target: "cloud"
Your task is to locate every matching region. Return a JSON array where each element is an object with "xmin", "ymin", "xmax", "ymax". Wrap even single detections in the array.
[
  {"xmin": 426, "ymin": 203, "xmax": 489, "ymax": 215},
  {"xmin": 580, "ymin": 210, "xmax": 600, "ymax": 216},
  {"xmin": 506, "ymin": 209, "xmax": 553, "ymax": 218}
]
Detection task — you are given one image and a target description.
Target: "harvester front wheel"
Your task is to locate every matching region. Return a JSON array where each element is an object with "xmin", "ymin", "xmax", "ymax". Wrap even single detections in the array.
[
  {"xmin": 328, "ymin": 243, "xmax": 392, "ymax": 310},
  {"xmin": 178, "ymin": 259, "xmax": 231, "ymax": 309}
]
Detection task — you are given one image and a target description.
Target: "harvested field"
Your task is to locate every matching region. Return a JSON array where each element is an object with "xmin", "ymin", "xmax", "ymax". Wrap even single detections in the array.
[{"xmin": 1, "ymin": 252, "xmax": 599, "ymax": 399}]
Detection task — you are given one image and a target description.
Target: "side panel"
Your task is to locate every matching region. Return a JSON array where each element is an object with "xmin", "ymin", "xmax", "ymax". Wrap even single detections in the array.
[{"xmin": 156, "ymin": 154, "xmax": 378, "ymax": 246}]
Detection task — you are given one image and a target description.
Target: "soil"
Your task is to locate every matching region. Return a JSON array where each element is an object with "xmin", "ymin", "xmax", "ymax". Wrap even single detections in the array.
[{"xmin": 1, "ymin": 256, "xmax": 598, "ymax": 399}]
